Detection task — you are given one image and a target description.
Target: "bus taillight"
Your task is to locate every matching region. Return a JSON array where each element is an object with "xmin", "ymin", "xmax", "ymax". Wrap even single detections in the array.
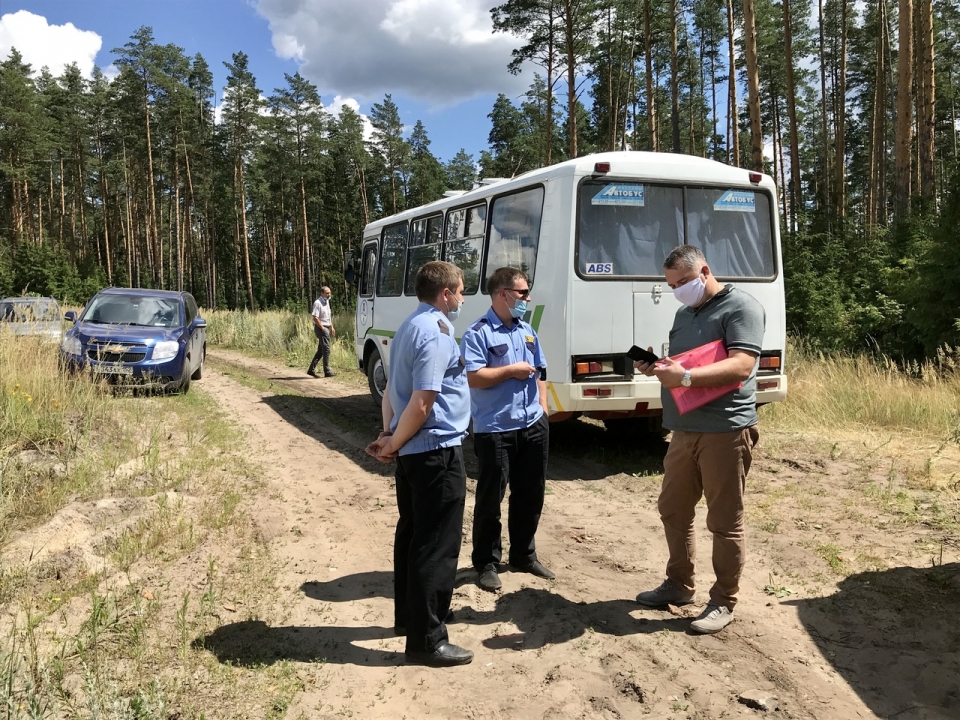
[
  {"xmin": 594, "ymin": 162, "xmax": 611, "ymax": 173},
  {"xmin": 758, "ymin": 351, "xmax": 782, "ymax": 373}
]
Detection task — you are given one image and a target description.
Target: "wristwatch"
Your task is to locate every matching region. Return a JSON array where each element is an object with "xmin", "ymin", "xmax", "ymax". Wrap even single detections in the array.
[{"xmin": 680, "ymin": 370, "xmax": 692, "ymax": 387}]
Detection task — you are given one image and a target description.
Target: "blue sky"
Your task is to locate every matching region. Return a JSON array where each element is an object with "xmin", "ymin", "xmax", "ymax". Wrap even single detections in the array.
[{"xmin": 0, "ymin": 0, "xmax": 530, "ymax": 163}]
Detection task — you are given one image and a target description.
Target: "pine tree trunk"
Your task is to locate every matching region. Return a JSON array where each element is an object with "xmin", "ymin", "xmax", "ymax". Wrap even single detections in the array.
[
  {"xmin": 645, "ymin": 0, "xmax": 658, "ymax": 151},
  {"xmin": 818, "ymin": 0, "xmax": 831, "ymax": 216},
  {"xmin": 742, "ymin": 0, "xmax": 764, "ymax": 173},
  {"xmin": 726, "ymin": 0, "xmax": 738, "ymax": 165},
  {"xmin": 783, "ymin": 0, "xmax": 802, "ymax": 230},
  {"xmin": 670, "ymin": 0, "xmax": 681, "ymax": 153},
  {"xmin": 895, "ymin": 0, "xmax": 913, "ymax": 218},
  {"xmin": 564, "ymin": 0, "xmax": 578, "ymax": 157},
  {"xmin": 236, "ymin": 160, "xmax": 256, "ymax": 310},
  {"xmin": 916, "ymin": 0, "xmax": 935, "ymax": 203}
]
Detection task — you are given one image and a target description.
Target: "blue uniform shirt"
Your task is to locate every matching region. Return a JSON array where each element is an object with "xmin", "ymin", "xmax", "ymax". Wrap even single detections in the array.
[
  {"xmin": 388, "ymin": 303, "xmax": 470, "ymax": 456},
  {"xmin": 460, "ymin": 306, "xmax": 548, "ymax": 433}
]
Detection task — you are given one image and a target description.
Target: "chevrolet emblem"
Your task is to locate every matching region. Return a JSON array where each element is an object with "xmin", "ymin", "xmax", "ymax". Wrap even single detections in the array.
[{"xmin": 103, "ymin": 345, "xmax": 126, "ymax": 354}]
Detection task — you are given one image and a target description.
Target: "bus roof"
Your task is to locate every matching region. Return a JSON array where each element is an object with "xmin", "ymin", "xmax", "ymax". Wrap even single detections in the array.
[{"xmin": 363, "ymin": 151, "xmax": 775, "ymax": 234}]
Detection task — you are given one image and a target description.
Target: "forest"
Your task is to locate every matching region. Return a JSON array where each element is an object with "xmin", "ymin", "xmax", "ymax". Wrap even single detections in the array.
[{"xmin": 1, "ymin": 0, "xmax": 959, "ymax": 360}]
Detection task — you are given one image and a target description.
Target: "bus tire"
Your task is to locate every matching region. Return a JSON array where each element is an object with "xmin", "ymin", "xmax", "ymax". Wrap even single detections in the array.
[{"xmin": 366, "ymin": 346, "xmax": 386, "ymax": 408}]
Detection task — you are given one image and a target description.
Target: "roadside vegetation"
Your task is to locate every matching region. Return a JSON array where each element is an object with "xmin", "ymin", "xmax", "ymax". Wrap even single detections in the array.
[
  {"xmin": 204, "ymin": 308, "xmax": 361, "ymax": 382},
  {"xmin": 0, "ymin": 331, "xmax": 298, "ymax": 718}
]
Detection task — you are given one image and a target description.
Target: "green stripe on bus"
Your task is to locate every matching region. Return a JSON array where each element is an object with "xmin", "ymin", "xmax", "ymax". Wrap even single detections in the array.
[
  {"xmin": 367, "ymin": 329, "xmax": 396, "ymax": 338},
  {"xmin": 531, "ymin": 305, "xmax": 544, "ymax": 332}
]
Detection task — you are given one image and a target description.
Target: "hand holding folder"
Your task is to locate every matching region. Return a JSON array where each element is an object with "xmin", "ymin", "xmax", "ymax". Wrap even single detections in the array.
[{"xmin": 657, "ymin": 339, "xmax": 742, "ymax": 415}]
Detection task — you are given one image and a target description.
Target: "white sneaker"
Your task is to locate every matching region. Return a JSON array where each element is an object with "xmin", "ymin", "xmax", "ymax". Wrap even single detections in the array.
[{"xmin": 690, "ymin": 603, "xmax": 734, "ymax": 634}]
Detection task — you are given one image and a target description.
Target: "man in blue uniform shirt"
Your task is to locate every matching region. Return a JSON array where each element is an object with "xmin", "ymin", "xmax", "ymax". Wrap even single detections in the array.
[
  {"xmin": 366, "ymin": 261, "xmax": 473, "ymax": 667},
  {"xmin": 460, "ymin": 267, "xmax": 553, "ymax": 592}
]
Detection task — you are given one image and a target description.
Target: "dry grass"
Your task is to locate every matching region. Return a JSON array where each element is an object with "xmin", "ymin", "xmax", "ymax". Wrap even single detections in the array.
[{"xmin": 204, "ymin": 308, "xmax": 360, "ymax": 379}]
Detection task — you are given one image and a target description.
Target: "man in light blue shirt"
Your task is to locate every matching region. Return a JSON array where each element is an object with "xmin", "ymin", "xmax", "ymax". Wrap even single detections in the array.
[
  {"xmin": 367, "ymin": 261, "xmax": 472, "ymax": 667},
  {"xmin": 460, "ymin": 267, "xmax": 553, "ymax": 592}
]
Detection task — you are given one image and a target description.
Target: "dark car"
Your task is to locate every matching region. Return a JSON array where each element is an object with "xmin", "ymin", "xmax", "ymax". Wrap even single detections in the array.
[
  {"xmin": 60, "ymin": 288, "xmax": 206, "ymax": 393},
  {"xmin": 0, "ymin": 296, "xmax": 64, "ymax": 342}
]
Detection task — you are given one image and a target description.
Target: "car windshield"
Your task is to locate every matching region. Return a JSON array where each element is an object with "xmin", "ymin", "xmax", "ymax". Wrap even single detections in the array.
[
  {"xmin": 82, "ymin": 296, "xmax": 181, "ymax": 328},
  {"xmin": 0, "ymin": 299, "xmax": 60, "ymax": 322}
]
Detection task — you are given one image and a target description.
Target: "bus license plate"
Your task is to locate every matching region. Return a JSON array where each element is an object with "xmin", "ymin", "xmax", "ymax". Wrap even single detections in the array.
[{"xmin": 93, "ymin": 365, "xmax": 134, "ymax": 376}]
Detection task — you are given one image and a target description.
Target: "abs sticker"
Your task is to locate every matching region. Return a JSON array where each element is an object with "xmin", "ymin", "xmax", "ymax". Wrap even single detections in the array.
[
  {"xmin": 584, "ymin": 262, "xmax": 614, "ymax": 275},
  {"xmin": 592, "ymin": 184, "xmax": 645, "ymax": 206},
  {"xmin": 714, "ymin": 190, "xmax": 756, "ymax": 212}
]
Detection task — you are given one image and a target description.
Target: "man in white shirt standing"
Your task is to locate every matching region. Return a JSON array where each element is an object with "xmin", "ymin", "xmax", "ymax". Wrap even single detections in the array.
[{"xmin": 308, "ymin": 286, "xmax": 336, "ymax": 378}]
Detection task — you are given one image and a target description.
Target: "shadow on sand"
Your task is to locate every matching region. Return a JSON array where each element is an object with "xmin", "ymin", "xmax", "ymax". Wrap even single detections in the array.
[{"xmin": 788, "ymin": 561, "xmax": 960, "ymax": 720}]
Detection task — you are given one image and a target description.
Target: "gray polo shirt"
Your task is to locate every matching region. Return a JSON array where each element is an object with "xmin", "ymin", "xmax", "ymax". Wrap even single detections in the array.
[{"xmin": 661, "ymin": 285, "xmax": 765, "ymax": 433}]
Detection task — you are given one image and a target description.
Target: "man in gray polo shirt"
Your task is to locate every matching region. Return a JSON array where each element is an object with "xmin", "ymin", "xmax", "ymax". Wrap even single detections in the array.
[{"xmin": 634, "ymin": 245, "xmax": 764, "ymax": 634}]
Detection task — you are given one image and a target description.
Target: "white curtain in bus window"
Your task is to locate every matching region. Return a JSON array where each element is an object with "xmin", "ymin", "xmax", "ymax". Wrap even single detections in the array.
[
  {"xmin": 578, "ymin": 182, "xmax": 683, "ymax": 277},
  {"xmin": 404, "ymin": 215, "xmax": 443, "ymax": 295},
  {"xmin": 377, "ymin": 222, "xmax": 408, "ymax": 297},
  {"xmin": 685, "ymin": 189, "xmax": 774, "ymax": 278},
  {"xmin": 443, "ymin": 204, "xmax": 485, "ymax": 294},
  {"xmin": 486, "ymin": 188, "xmax": 544, "ymax": 287}
]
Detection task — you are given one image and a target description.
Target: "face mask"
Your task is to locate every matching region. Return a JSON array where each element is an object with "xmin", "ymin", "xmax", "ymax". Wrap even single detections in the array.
[
  {"xmin": 319, "ymin": 296, "xmax": 329, "ymax": 305},
  {"xmin": 445, "ymin": 294, "xmax": 463, "ymax": 322},
  {"xmin": 673, "ymin": 273, "xmax": 706, "ymax": 307},
  {"xmin": 509, "ymin": 298, "xmax": 528, "ymax": 319}
]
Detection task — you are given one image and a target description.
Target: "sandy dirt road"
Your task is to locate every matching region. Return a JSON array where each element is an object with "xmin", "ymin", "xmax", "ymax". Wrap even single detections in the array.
[{"xmin": 197, "ymin": 349, "xmax": 959, "ymax": 720}]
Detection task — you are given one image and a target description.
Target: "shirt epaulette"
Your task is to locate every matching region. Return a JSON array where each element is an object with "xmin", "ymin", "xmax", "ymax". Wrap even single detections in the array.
[
  {"xmin": 437, "ymin": 319, "xmax": 450, "ymax": 335},
  {"xmin": 470, "ymin": 318, "xmax": 488, "ymax": 332}
]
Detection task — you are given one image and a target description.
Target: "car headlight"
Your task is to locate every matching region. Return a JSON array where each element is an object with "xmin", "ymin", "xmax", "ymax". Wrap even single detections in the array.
[
  {"xmin": 61, "ymin": 335, "xmax": 82, "ymax": 356},
  {"xmin": 153, "ymin": 340, "xmax": 180, "ymax": 360}
]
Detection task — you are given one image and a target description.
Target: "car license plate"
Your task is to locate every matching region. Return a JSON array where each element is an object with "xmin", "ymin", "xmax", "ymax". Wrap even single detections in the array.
[{"xmin": 93, "ymin": 365, "xmax": 134, "ymax": 376}]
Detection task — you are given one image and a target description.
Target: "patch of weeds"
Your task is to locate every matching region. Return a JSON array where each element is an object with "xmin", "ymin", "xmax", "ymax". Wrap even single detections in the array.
[
  {"xmin": 816, "ymin": 543, "xmax": 848, "ymax": 574},
  {"xmin": 759, "ymin": 519, "xmax": 780, "ymax": 533},
  {"xmin": 763, "ymin": 573, "xmax": 794, "ymax": 598}
]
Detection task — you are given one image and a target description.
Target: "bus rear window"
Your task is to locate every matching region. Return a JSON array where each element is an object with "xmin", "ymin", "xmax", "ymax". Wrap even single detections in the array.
[
  {"xmin": 686, "ymin": 189, "xmax": 775, "ymax": 278},
  {"xmin": 577, "ymin": 181, "xmax": 775, "ymax": 279},
  {"xmin": 577, "ymin": 182, "xmax": 683, "ymax": 277}
]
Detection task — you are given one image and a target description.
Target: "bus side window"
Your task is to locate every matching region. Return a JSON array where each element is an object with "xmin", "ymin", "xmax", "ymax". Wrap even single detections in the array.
[
  {"xmin": 404, "ymin": 214, "xmax": 443, "ymax": 295},
  {"xmin": 484, "ymin": 186, "xmax": 544, "ymax": 291},
  {"xmin": 377, "ymin": 222, "xmax": 408, "ymax": 297},
  {"xmin": 360, "ymin": 244, "xmax": 377, "ymax": 297},
  {"xmin": 443, "ymin": 203, "xmax": 485, "ymax": 294}
]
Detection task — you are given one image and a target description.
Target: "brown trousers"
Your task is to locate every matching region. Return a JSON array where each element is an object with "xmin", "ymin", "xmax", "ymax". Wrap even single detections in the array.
[{"xmin": 658, "ymin": 426, "xmax": 759, "ymax": 609}]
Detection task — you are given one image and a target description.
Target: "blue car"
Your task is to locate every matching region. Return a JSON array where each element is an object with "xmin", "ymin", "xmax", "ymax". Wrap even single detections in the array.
[{"xmin": 60, "ymin": 288, "xmax": 207, "ymax": 393}]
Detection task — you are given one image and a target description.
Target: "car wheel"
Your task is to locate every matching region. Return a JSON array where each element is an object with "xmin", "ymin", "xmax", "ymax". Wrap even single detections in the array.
[
  {"xmin": 179, "ymin": 358, "xmax": 192, "ymax": 394},
  {"xmin": 191, "ymin": 347, "xmax": 205, "ymax": 380},
  {"xmin": 366, "ymin": 346, "xmax": 386, "ymax": 408}
]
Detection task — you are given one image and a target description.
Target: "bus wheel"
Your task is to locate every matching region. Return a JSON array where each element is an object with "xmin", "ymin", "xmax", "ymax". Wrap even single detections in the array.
[
  {"xmin": 602, "ymin": 416, "xmax": 668, "ymax": 442},
  {"xmin": 366, "ymin": 347, "xmax": 386, "ymax": 407}
]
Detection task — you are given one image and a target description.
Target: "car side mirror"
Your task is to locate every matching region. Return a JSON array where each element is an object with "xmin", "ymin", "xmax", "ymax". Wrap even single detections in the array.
[
  {"xmin": 64, "ymin": 311, "xmax": 77, "ymax": 323},
  {"xmin": 194, "ymin": 318, "xmax": 207, "ymax": 329}
]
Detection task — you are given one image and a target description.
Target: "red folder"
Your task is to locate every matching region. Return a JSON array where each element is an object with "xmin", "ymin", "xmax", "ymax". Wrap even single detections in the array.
[{"xmin": 660, "ymin": 339, "xmax": 742, "ymax": 415}]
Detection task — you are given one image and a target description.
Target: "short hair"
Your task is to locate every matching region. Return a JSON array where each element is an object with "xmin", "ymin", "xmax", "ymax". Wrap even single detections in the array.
[
  {"xmin": 415, "ymin": 261, "xmax": 463, "ymax": 301},
  {"xmin": 663, "ymin": 245, "xmax": 706, "ymax": 271},
  {"xmin": 487, "ymin": 267, "xmax": 529, "ymax": 295},
  {"xmin": 321, "ymin": 286, "xmax": 331, "ymax": 294}
]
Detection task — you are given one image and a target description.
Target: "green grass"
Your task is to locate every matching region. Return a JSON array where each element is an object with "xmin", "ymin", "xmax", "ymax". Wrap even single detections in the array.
[{"xmin": 204, "ymin": 308, "xmax": 360, "ymax": 378}]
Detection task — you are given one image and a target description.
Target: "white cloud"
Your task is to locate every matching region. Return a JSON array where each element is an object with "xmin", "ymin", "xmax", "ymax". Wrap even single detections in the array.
[
  {"xmin": 254, "ymin": 0, "xmax": 525, "ymax": 104},
  {"xmin": 0, "ymin": 10, "xmax": 102, "ymax": 79},
  {"xmin": 326, "ymin": 96, "xmax": 375, "ymax": 141}
]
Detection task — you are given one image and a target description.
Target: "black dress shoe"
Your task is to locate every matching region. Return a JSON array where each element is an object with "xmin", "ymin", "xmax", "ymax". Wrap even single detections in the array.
[
  {"xmin": 511, "ymin": 560, "xmax": 556, "ymax": 579},
  {"xmin": 324, "ymin": 370, "xmax": 336, "ymax": 377},
  {"xmin": 306, "ymin": 369, "xmax": 320, "ymax": 378},
  {"xmin": 405, "ymin": 642, "xmax": 473, "ymax": 667},
  {"xmin": 477, "ymin": 569, "xmax": 502, "ymax": 591}
]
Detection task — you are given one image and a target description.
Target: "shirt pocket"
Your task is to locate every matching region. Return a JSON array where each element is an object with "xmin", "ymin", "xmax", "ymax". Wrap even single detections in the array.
[{"xmin": 487, "ymin": 344, "xmax": 510, "ymax": 367}]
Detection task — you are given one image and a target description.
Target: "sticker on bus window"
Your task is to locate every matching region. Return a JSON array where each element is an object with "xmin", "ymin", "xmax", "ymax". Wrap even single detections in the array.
[
  {"xmin": 714, "ymin": 190, "xmax": 756, "ymax": 212},
  {"xmin": 592, "ymin": 184, "xmax": 645, "ymax": 206},
  {"xmin": 584, "ymin": 262, "xmax": 614, "ymax": 275}
]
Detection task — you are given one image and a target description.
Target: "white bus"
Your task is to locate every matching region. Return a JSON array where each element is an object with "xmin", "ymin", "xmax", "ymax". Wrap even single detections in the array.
[{"xmin": 349, "ymin": 151, "xmax": 787, "ymax": 426}]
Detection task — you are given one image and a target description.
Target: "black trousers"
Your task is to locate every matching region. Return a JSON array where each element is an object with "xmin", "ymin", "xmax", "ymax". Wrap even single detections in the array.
[
  {"xmin": 471, "ymin": 413, "xmax": 549, "ymax": 573},
  {"xmin": 308, "ymin": 326, "xmax": 331, "ymax": 373},
  {"xmin": 394, "ymin": 446, "xmax": 466, "ymax": 652}
]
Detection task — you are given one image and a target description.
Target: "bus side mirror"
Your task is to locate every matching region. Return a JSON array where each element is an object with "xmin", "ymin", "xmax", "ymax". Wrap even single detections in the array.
[{"xmin": 343, "ymin": 251, "xmax": 356, "ymax": 285}]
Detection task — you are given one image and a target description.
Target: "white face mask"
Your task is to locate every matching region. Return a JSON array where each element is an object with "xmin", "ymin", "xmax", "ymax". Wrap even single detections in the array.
[
  {"xmin": 673, "ymin": 273, "xmax": 706, "ymax": 307},
  {"xmin": 445, "ymin": 293, "xmax": 463, "ymax": 322}
]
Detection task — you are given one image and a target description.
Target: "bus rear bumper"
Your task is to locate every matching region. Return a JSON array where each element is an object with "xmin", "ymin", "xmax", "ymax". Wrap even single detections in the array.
[{"xmin": 545, "ymin": 375, "xmax": 788, "ymax": 415}]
